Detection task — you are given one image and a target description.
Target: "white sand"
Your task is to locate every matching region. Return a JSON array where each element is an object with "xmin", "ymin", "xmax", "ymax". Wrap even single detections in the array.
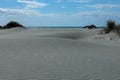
[{"xmin": 0, "ymin": 28, "xmax": 120, "ymax": 80}]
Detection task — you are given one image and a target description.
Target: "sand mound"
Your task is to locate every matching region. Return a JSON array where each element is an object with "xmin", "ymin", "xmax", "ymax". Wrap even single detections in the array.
[
  {"xmin": 0, "ymin": 28, "xmax": 120, "ymax": 80},
  {"xmin": 39, "ymin": 32, "xmax": 84, "ymax": 40}
]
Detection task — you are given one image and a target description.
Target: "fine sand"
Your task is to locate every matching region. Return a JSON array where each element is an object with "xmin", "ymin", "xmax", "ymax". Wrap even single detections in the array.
[{"xmin": 0, "ymin": 27, "xmax": 120, "ymax": 80}]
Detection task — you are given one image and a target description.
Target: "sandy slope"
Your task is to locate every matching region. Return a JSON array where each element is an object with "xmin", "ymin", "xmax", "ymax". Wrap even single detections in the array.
[{"xmin": 0, "ymin": 28, "xmax": 120, "ymax": 80}]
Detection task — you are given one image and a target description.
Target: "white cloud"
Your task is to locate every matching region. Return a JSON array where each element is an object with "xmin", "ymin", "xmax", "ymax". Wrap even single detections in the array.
[
  {"xmin": 87, "ymin": 4, "xmax": 120, "ymax": 9},
  {"xmin": 0, "ymin": 8, "xmax": 39, "ymax": 15},
  {"xmin": 0, "ymin": 0, "xmax": 54, "ymax": 17},
  {"xmin": 56, "ymin": 0, "xmax": 63, "ymax": 3},
  {"xmin": 71, "ymin": 10, "xmax": 120, "ymax": 18},
  {"xmin": 56, "ymin": 0, "xmax": 91, "ymax": 3},
  {"xmin": 61, "ymin": 6, "xmax": 67, "ymax": 8},
  {"xmin": 67, "ymin": 0, "xmax": 92, "ymax": 3},
  {"xmin": 0, "ymin": 8, "xmax": 58, "ymax": 17},
  {"xmin": 68, "ymin": 10, "xmax": 120, "ymax": 26},
  {"xmin": 17, "ymin": 0, "xmax": 47, "ymax": 9}
]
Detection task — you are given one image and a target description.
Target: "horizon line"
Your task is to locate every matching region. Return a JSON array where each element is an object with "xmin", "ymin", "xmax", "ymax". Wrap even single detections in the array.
[{"xmin": 26, "ymin": 26, "xmax": 105, "ymax": 28}]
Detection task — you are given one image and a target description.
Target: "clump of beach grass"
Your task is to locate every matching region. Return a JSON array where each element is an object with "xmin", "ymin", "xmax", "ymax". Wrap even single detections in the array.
[{"xmin": 100, "ymin": 19, "xmax": 120, "ymax": 37}]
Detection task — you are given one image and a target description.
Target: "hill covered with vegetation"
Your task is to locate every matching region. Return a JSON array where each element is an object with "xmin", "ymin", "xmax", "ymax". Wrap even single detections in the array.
[{"xmin": 0, "ymin": 21, "xmax": 25, "ymax": 29}]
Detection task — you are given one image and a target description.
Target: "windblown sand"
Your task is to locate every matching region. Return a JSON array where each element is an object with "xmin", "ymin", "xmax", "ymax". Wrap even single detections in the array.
[{"xmin": 0, "ymin": 28, "xmax": 120, "ymax": 80}]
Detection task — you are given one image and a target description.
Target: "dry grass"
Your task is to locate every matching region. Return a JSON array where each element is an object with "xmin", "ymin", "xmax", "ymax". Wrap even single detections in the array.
[
  {"xmin": 100, "ymin": 20, "xmax": 120, "ymax": 37},
  {"xmin": 104, "ymin": 20, "xmax": 116, "ymax": 34}
]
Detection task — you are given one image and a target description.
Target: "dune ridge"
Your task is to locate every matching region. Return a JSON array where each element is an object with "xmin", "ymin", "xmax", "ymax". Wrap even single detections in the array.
[{"xmin": 0, "ymin": 28, "xmax": 120, "ymax": 80}]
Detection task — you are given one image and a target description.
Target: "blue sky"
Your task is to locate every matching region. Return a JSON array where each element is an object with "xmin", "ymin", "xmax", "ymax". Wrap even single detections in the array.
[{"xmin": 0, "ymin": 0, "xmax": 120, "ymax": 27}]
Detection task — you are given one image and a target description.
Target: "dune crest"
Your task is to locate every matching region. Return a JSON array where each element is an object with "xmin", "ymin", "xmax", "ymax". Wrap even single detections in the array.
[{"xmin": 0, "ymin": 28, "xmax": 120, "ymax": 80}]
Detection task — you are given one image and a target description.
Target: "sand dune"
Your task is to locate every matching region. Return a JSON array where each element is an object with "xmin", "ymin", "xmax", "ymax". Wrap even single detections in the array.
[{"xmin": 0, "ymin": 28, "xmax": 120, "ymax": 80}]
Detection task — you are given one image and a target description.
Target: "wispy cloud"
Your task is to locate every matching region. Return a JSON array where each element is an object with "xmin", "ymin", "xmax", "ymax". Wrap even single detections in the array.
[
  {"xmin": 56, "ymin": 0, "xmax": 62, "ymax": 3},
  {"xmin": 61, "ymin": 6, "xmax": 67, "ymax": 8},
  {"xmin": 56, "ymin": 0, "xmax": 92, "ymax": 3},
  {"xmin": 71, "ymin": 10, "xmax": 120, "ymax": 18},
  {"xmin": 0, "ymin": 8, "xmax": 59, "ymax": 17},
  {"xmin": 67, "ymin": 0, "xmax": 92, "ymax": 3},
  {"xmin": 17, "ymin": 0, "xmax": 47, "ymax": 9},
  {"xmin": 0, "ymin": 0, "xmax": 55, "ymax": 16},
  {"xmin": 87, "ymin": 4, "xmax": 120, "ymax": 9},
  {"xmin": 0, "ymin": 8, "xmax": 39, "ymax": 15}
]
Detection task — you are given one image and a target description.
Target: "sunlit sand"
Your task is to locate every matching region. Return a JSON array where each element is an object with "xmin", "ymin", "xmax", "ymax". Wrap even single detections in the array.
[{"xmin": 0, "ymin": 28, "xmax": 120, "ymax": 80}]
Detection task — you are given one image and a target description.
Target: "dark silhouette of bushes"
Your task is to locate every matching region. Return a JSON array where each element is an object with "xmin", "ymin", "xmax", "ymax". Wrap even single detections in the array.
[
  {"xmin": 101, "ymin": 19, "xmax": 120, "ymax": 37},
  {"xmin": 83, "ymin": 24, "xmax": 97, "ymax": 29},
  {"xmin": 117, "ymin": 24, "xmax": 120, "ymax": 31},
  {"xmin": 0, "ymin": 25, "xmax": 3, "ymax": 29},
  {"xmin": 104, "ymin": 20, "xmax": 116, "ymax": 34},
  {"xmin": 116, "ymin": 24, "xmax": 120, "ymax": 37},
  {"xmin": 3, "ymin": 21, "xmax": 25, "ymax": 29}
]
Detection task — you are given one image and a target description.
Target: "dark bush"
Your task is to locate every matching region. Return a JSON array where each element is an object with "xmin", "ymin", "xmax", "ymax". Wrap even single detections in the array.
[
  {"xmin": 104, "ymin": 20, "xmax": 116, "ymax": 34},
  {"xmin": 116, "ymin": 24, "xmax": 120, "ymax": 37},
  {"xmin": 3, "ymin": 21, "xmax": 25, "ymax": 29},
  {"xmin": 100, "ymin": 20, "xmax": 120, "ymax": 37},
  {"xmin": 0, "ymin": 25, "xmax": 3, "ymax": 29},
  {"xmin": 83, "ymin": 24, "xmax": 97, "ymax": 29},
  {"xmin": 117, "ymin": 24, "xmax": 120, "ymax": 30}
]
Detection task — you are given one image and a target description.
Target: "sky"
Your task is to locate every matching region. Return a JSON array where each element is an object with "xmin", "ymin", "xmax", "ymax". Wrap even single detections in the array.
[{"xmin": 0, "ymin": 0, "xmax": 120, "ymax": 27}]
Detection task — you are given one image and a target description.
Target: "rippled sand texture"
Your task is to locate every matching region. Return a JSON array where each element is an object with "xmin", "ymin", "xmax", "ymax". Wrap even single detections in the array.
[{"xmin": 0, "ymin": 28, "xmax": 120, "ymax": 80}]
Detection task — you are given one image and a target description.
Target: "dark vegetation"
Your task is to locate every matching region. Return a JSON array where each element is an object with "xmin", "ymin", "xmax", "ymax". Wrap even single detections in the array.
[
  {"xmin": 0, "ymin": 21, "xmax": 25, "ymax": 29},
  {"xmin": 104, "ymin": 20, "xmax": 116, "ymax": 34},
  {"xmin": 83, "ymin": 24, "xmax": 97, "ymax": 29},
  {"xmin": 0, "ymin": 20, "xmax": 119, "ymax": 38},
  {"xmin": 0, "ymin": 25, "xmax": 3, "ymax": 30},
  {"xmin": 100, "ymin": 19, "xmax": 120, "ymax": 37}
]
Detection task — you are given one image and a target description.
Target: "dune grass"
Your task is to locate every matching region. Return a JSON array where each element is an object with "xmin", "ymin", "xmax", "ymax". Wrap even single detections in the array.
[{"xmin": 100, "ymin": 19, "xmax": 120, "ymax": 37}]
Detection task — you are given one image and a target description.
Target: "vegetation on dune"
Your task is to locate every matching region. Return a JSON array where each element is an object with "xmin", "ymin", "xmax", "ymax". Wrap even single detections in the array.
[
  {"xmin": 104, "ymin": 20, "xmax": 116, "ymax": 34},
  {"xmin": 83, "ymin": 24, "xmax": 97, "ymax": 29},
  {"xmin": 0, "ymin": 21, "xmax": 25, "ymax": 29},
  {"xmin": 0, "ymin": 25, "xmax": 3, "ymax": 29},
  {"xmin": 3, "ymin": 21, "xmax": 25, "ymax": 29},
  {"xmin": 100, "ymin": 19, "xmax": 120, "ymax": 37}
]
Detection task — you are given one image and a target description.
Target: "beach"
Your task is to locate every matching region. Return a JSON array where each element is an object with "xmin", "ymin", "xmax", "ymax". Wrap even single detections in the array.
[{"xmin": 0, "ymin": 27, "xmax": 120, "ymax": 80}]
